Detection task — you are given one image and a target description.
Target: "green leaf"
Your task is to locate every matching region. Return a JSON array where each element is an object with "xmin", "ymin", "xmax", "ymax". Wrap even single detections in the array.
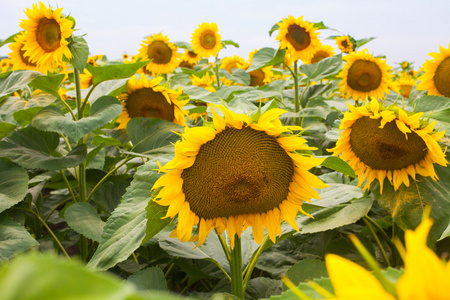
[
  {"xmin": 0, "ymin": 214, "xmax": 38, "ymax": 263},
  {"xmin": 222, "ymin": 40, "xmax": 239, "ymax": 48},
  {"xmin": 87, "ymin": 161, "xmax": 164, "ymax": 271},
  {"xmin": 0, "ymin": 122, "xmax": 16, "ymax": 139},
  {"xmin": 85, "ymin": 61, "xmax": 150, "ymax": 86},
  {"xmin": 284, "ymin": 259, "xmax": 328, "ymax": 288},
  {"xmin": 182, "ymin": 85, "xmax": 222, "ymax": 103},
  {"xmin": 32, "ymin": 96, "xmax": 122, "ymax": 141},
  {"xmin": 222, "ymin": 68, "xmax": 250, "ymax": 86},
  {"xmin": 268, "ymin": 22, "xmax": 281, "ymax": 37},
  {"xmin": 355, "ymin": 37, "xmax": 376, "ymax": 48},
  {"xmin": 311, "ymin": 184, "xmax": 364, "ymax": 208},
  {"xmin": 142, "ymin": 200, "xmax": 171, "ymax": 243},
  {"xmin": 126, "ymin": 118, "xmax": 183, "ymax": 154},
  {"xmin": 174, "ymin": 41, "xmax": 191, "ymax": 49},
  {"xmin": 247, "ymin": 48, "xmax": 286, "ymax": 72},
  {"xmin": 28, "ymin": 74, "xmax": 65, "ymax": 99},
  {"xmin": 68, "ymin": 35, "xmax": 89, "ymax": 72},
  {"xmin": 409, "ymin": 95, "xmax": 450, "ymax": 112},
  {"xmin": 92, "ymin": 135, "xmax": 122, "ymax": 146},
  {"xmin": 0, "ymin": 126, "xmax": 87, "ymax": 170},
  {"xmin": 0, "ymin": 32, "xmax": 20, "ymax": 48},
  {"xmin": 13, "ymin": 107, "xmax": 44, "ymax": 127},
  {"xmin": 127, "ymin": 267, "xmax": 168, "ymax": 291},
  {"xmin": 0, "ymin": 70, "xmax": 42, "ymax": 97},
  {"xmin": 246, "ymin": 277, "xmax": 282, "ymax": 299},
  {"xmin": 0, "ymin": 159, "xmax": 29, "ymax": 214},
  {"xmin": 321, "ymin": 156, "xmax": 356, "ymax": 178},
  {"xmin": 299, "ymin": 54, "xmax": 343, "ymax": 82},
  {"xmin": 64, "ymin": 202, "xmax": 106, "ymax": 242}
]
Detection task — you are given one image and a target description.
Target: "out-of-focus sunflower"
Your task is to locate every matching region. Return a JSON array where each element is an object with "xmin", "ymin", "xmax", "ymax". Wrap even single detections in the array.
[
  {"xmin": 191, "ymin": 73, "xmax": 216, "ymax": 92},
  {"xmin": 303, "ymin": 44, "xmax": 335, "ymax": 64},
  {"xmin": 276, "ymin": 16, "xmax": 321, "ymax": 63},
  {"xmin": 19, "ymin": 2, "xmax": 73, "ymax": 70},
  {"xmin": 8, "ymin": 32, "xmax": 50, "ymax": 73},
  {"xmin": 152, "ymin": 104, "xmax": 327, "ymax": 248},
  {"xmin": 248, "ymin": 49, "xmax": 273, "ymax": 87},
  {"xmin": 182, "ymin": 49, "xmax": 201, "ymax": 65},
  {"xmin": 394, "ymin": 73, "xmax": 416, "ymax": 98},
  {"xmin": 328, "ymin": 98, "xmax": 448, "ymax": 193},
  {"xmin": 335, "ymin": 36, "xmax": 354, "ymax": 54},
  {"xmin": 191, "ymin": 22, "xmax": 222, "ymax": 59},
  {"xmin": 416, "ymin": 43, "xmax": 450, "ymax": 98},
  {"xmin": 220, "ymin": 55, "xmax": 248, "ymax": 73},
  {"xmin": 79, "ymin": 69, "xmax": 93, "ymax": 89},
  {"xmin": 338, "ymin": 49, "xmax": 392, "ymax": 101},
  {"xmin": 138, "ymin": 33, "xmax": 181, "ymax": 74},
  {"xmin": 117, "ymin": 75, "xmax": 188, "ymax": 129},
  {"xmin": 0, "ymin": 58, "xmax": 12, "ymax": 72}
]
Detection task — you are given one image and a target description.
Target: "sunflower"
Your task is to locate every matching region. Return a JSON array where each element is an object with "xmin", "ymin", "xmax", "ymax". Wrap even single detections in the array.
[
  {"xmin": 394, "ymin": 73, "xmax": 416, "ymax": 98},
  {"xmin": 182, "ymin": 49, "xmax": 201, "ymax": 65},
  {"xmin": 191, "ymin": 22, "xmax": 223, "ymax": 59},
  {"xmin": 8, "ymin": 32, "xmax": 50, "ymax": 73},
  {"xmin": 335, "ymin": 36, "xmax": 354, "ymax": 53},
  {"xmin": 138, "ymin": 33, "xmax": 181, "ymax": 74},
  {"xmin": 248, "ymin": 49, "xmax": 273, "ymax": 87},
  {"xmin": 191, "ymin": 73, "xmax": 216, "ymax": 92},
  {"xmin": 79, "ymin": 69, "xmax": 93, "ymax": 89},
  {"xmin": 416, "ymin": 43, "xmax": 450, "ymax": 98},
  {"xmin": 276, "ymin": 16, "xmax": 321, "ymax": 63},
  {"xmin": 303, "ymin": 44, "xmax": 336, "ymax": 65},
  {"xmin": 152, "ymin": 104, "xmax": 327, "ymax": 248},
  {"xmin": 338, "ymin": 49, "xmax": 393, "ymax": 101},
  {"xmin": 19, "ymin": 2, "xmax": 73, "ymax": 71},
  {"xmin": 220, "ymin": 55, "xmax": 248, "ymax": 73},
  {"xmin": 117, "ymin": 75, "xmax": 188, "ymax": 129},
  {"xmin": 328, "ymin": 98, "xmax": 448, "ymax": 193}
]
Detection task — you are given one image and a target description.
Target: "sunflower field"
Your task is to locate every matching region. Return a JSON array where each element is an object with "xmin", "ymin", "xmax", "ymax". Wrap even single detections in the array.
[{"xmin": 0, "ymin": 2, "xmax": 449, "ymax": 300}]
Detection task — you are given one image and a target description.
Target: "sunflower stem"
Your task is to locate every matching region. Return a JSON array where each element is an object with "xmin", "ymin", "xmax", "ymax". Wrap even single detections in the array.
[
  {"xmin": 230, "ymin": 235, "xmax": 245, "ymax": 299},
  {"xmin": 243, "ymin": 235, "xmax": 270, "ymax": 290},
  {"xmin": 362, "ymin": 217, "xmax": 391, "ymax": 267},
  {"xmin": 214, "ymin": 58, "xmax": 221, "ymax": 88},
  {"xmin": 293, "ymin": 60, "xmax": 301, "ymax": 126},
  {"xmin": 217, "ymin": 232, "xmax": 231, "ymax": 262}
]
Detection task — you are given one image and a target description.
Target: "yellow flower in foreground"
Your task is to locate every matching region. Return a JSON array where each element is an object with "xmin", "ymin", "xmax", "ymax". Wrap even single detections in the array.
[
  {"xmin": 138, "ymin": 33, "xmax": 181, "ymax": 74},
  {"xmin": 191, "ymin": 22, "xmax": 223, "ymax": 59},
  {"xmin": 116, "ymin": 75, "xmax": 188, "ymax": 129},
  {"xmin": 153, "ymin": 105, "xmax": 327, "ymax": 249},
  {"xmin": 328, "ymin": 98, "xmax": 448, "ymax": 193},
  {"xmin": 19, "ymin": 1, "xmax": 73, "ymax": 70},
  {"xmin": 416, "ymin": 43, "xmax": 450, "ymax": 98},
  {"xmin": 338, "ymin": 49, "xmax": 393, "ymax": 101},
  {"xmin": 335, "ymin": 36, "xmax": 354, "ymax": 54},
  {"xmin": 276, "ymin": 16, "xmax": 321, "ymax": 63}
]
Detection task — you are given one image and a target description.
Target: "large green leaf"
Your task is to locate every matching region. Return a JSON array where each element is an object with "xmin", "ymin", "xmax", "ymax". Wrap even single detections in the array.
[
  {"xmin": 87, "ymin": 161, "xmax": 164, "ymax": 271},
  {"xmin": 0, "ymin": 94, "xmax": 56, "ymax": 124},
  {"xmin": 12, "ymin": 107, "xmax": 45, "ymax": 127},
  {"xmin": 127, "ymin": 118, "xmax": 183, "ymax": 154},
  {"xmin": 143, "ymin": 199, "xmax": 171, "ymax": 243},
  {"xmin": 0, "ymin": 214, "xmax": 38, "ymax": 263},
  {"xmin": 0, "ymin": 122, "xmax": 16, "ymax": 140},
  {"xmin": 0, "ymin": 159, "xmax": 28, "ymax": 214},
  {"xmin": 283, "ymin": 259, "xmax": 328, "ymax": 289},
  {"xmin": 409, "ymin": 95, "xmax": 450, "ymax": 112},
  {"xmin": 68, "ymin": 35, "xmax": 89, "ymax": 72},
  {"xmin": 64, "ymin": 202, "xmax": 106, "ymax": 242},
  {"xmin": 310, "ymin": 184, "xmax": 364, "ymax": 208},
  {"xmin": 221, "ymin": 68, "xmax": 250, "ymax": 86},
  {"xmin": 182, "ymin": 85, "xmax": 222, "ymax": 103},
  {"xmin": 321, "ymin": 156, "xmax": 356, "ymax": 178},
  {"xmin": 32, "ymin": 96, "xmax": 122, "ymax": 141},
  {"xmin": 85, "ymin": 61, "xmax": 150, "ymax": 86},
  {"xmin": 28, "ymin": 74, "xmax": 65, "ymax": 99},
  {"xmin": 0, "ymin": 126, "xmax": 86, "ymax": 170},
  {"xmin": 299, "ymin": 54, "xmax": 343, "ymax": 82},
  {"xmin": 0, "ymin": 70, "xmax": 42, "ymax": 97},
  {"xmin": 247, "ymin": 48, "xmax": 286, "ymax": 72},
  {"xmin": 127, "ymin": 267, "xmax": 168, "ymax": 292}
]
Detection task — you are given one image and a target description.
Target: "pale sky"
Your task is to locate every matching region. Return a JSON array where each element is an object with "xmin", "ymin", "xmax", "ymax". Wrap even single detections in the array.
[{"xmin": 1, "ymin": 0, "xmax": 449, "ymax": 69}]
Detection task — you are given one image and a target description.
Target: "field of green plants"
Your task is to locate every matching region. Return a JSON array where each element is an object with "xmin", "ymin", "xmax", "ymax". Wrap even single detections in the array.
[{"xmin": 0, "ymin": 2, "xmax": 449, "ymax": 299}]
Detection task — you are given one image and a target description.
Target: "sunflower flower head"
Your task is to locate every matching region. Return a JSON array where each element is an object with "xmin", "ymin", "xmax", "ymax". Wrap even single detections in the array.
[
  {"xmin": 191, "ymin": 22, "xmax": 223, "ymax": 59},
  {"xmin": 338, "ymin": 49, "xmax": 393, "ymax": 101},
  {"xmin": 8, "ymin": 31, "xmax": 52, "ymax": 73},
  {"xmin": 152, "ymin": 105, "xmax": 328, "ymax": 249},
  {"xmin": 393, "ymin": 73, "xmax": 416, "ymax": 98},
  {"xmin": 328, "ymin": 98, "xmax": 448, "ymax": 193},
  {"xmin": 117, "ymin": 75, "xmax": 188, "ymax": 129},
  {"xmin": 303, "ymin": 43, "xmax": 336, "ymax": 65},
  {"xmin": 416, "ymin": 43, "xmax": 450, "ymax": 98},
  {"xmin": 137, "ymin": 33, "xmax": 181, "ymax": 75},
  {"xmin": 248, "ymin": 49, "xmax": 273, "ymax": 87},
  {"xmin": 335, "ymin": 35, "xmax": 354, "ymax": 54},
  {"xmin": 19, "ymin": 1, "xmax": 74, "ymax": 71}
]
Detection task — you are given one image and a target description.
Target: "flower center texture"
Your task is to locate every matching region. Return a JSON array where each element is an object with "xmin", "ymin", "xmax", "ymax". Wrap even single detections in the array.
[
  {"xmin": 200, "ymin": 31, "xmax": 216, "ymax": 49},
  {"xmin": 147, "ymin": 41, "xmax": 172, "ymax": 64},
  {"xmin": 36, "ymin": 18, "xmax": 61, "ymax": 52},
  {"xmin": 347, "ymin": 60, "xmax": 382, "ymax": 92},
  {"xmin": 350, "ymin": 117, "xmax": 427, "ymax": 170},
  {"xmin": 181, "ymin": 127, "xmax": 294, "ymax": 219},
  {"xmin": 286, "ymin": 24, "xmax": 311, "ymax": 51},
  {"xmin": 249, "ymin": 70, "xmax": 265, "ymax": 87},
  {"xmin": 125, "ymin": 88, "xmax": 174, "ymax": 121},
  {"xmin": 434, "ymin": 57, "xmax": 450, "ymax": 97}
]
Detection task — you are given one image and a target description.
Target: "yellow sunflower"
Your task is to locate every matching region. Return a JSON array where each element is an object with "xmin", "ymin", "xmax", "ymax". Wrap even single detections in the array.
[
  {"xmin": 182, "ymin": 49, "xmax": 201, "ymax": 65},
  {"xmin": 8, "ymin": 32, "xmax": 51, "ymax": 73},
  {"xmin": 328, "ymin": 98, "xmax": 448, "ymax": 193},
  {"xmin": 276, "ymin": 16, "xmax": 321, "ymax": 63},
  {"xmin": 191, "ymin": 22, "xmax": 223, "ymax": 59},
  {"xmin": 416, "ymin": 43, "xmax": 450, "ymax": 98},
  {"xmin": 152, "ymin": 105, "xmax": 328, "ymax": 248},
  {"xmin": 335, "ymin": 36, "xmax": 354, "ymax": 53},
  {"xmin": 191, "ymin": 73, "xmax": 216, "ymax": 92},
  {"xmin": 79, "ymin": 69, "xmax": 93, "ymax": 89},
  {"xmin": 117, "ymin": 75, "xmax": 188, "ymax": 129},
  {"xmin": 338, "ymin": 49, "xmax": 393, "ymax": 101},
  {"xmin": 303, "ymin": 44, "xmax": 336, "ymax": 65},
  {"xmin": 138, "ymin": 33, "xmax": 181, "ymax": 74},
  {"xmin": 394, "ymin": 73, "xmax": 416, "ymax": 98},
  {"xmin": 248, "ymin": 49, "xmax": 273, "ymax": 87},
  {"xmin": 19, "ymin": 2, "xmax": 73, "ymax": 70},
  {"xmin": 220, "ymin": 55, "xmax": 248, "ymax": 73}
]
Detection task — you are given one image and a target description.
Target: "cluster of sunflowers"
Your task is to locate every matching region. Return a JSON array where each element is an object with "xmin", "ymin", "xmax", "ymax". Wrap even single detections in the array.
[{"xmin": 0, "ymin": 2, "xmax": 449, "ymax": 300}]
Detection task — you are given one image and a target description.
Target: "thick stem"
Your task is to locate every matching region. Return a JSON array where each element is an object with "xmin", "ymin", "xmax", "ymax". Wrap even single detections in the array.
[{"xmin": 230, "ymin": 235, "xmax": 244, "ymax": 299}]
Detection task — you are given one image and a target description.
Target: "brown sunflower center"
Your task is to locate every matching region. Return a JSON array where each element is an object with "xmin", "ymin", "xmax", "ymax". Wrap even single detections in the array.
[
  {"xmin": 434, "ymin": 57, "xmax": 450, "ymax": 97},
  {"xmin": 36, "ymin": 18, "xmax": 61, "ymax": 52},
  {"xmin": 286, "ymin": 24, "xmax": 311, "ymax": 51},
  {"xmin": 200, "ymin": 31, "xmax": 217, "ymax": 50},
  {"xmin": 125, "ymin": 88, "xmax": 174, "ymax": 121},
  {"xmin": 249, "ymin": 69, "xmax": 265, "ymax": 87},
  {"xmin": 311, "ymin": 51, "xmax": 330, "ymax": 64},
  {"xmin": 223, "ymin": 61, "xmax": 240, "ymax": 73},
  {"xmin": 181, "ymin": 126, "xmax": 294, "ymax": 219},
  {"xmin": 347, "ymin": 60, "xmax": 382, "ymax": 92},
  {"xmin": 341, "ymin": 40, "xmax": 349, "ymax": 48},
  {"xmin": 188, "ymin": 51, "xmax": 197, "ymax": 58},
  {"xmin": 147, "ymin": 40, "xmax": 172, "ymax": 64},
  {"xmin": 19, "ymin": 45, "xmax": 37, "ymax": 67},
  {"xmin": 349, "ymin": 117, "xmax": 427, "ymax": 170}
]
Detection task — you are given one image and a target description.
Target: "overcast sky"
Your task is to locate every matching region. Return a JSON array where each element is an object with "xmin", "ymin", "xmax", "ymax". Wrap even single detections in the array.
[{"xmin": 1, "ymin": 0, "xmax": 449, "ymax": 69}]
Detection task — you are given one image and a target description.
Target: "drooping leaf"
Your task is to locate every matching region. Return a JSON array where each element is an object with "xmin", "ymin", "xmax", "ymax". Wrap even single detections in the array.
[
  {"xmin": 247, "ymin": 48, "xmax": 286, "ymax": 72},
  {"xmin": 0, "ymin": 70, "xmax": 42, "ymax": 98},
  {"xmin": 68, "ymin": 35, "xmax": 89, "ymax": 72},
  {"xmin": 85, "ymin": 61, "xmax": 150, "ymax": 86},
  {"xmin": 64, "ymin": 202, "xmax": 106, "ymax": 242},
  {"xmin": 268, "ymin": 22, "xmax": 281, "ymax": 37},
  {"xmin": 222, "ymin": 40, "xmax": 239, "ymax": 48},
  {"xmin": 28, "ymin": 74, "xmax": 65, "ymax": 99},
  {"xmin": 0, "ymin": 159, "xmax": 29, "ymax": 214},
  {"xmin": 299, "ymin": 54, "xmax": 343, "ymax": 82},
  {"xmin": 0, "ymin": 214, "xmax": 38, "ymax": 263}
]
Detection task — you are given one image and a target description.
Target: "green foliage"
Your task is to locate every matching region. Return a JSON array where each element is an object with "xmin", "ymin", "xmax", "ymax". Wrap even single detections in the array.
[
  {"xmin": 68, "ymin": 35, "xmax": 90, "ymax": 72},
  {"xmin": 0, "ymin": 70, "xmax": 42, "ymax": 97},
  {"xmin": 0, "ymin": 159, "xmax": 29, "ymax": 214},
  {"xmin": 64, "ymin": 202, "xmax": 106, "ymax": 242},
  {"xmin": 28, "ymin": 74, "xmax": 65, "ymax": 99},
  {"xmin": 247, "ymin": 48, "xmax": 286, "ymax": 72},
  {"xmin": 0, "ymin": 214, "xmax": 38, "ymax": 263},
  {"xmin": 86, "ymin": 61, "xmax": 150, "ymax": 86}
]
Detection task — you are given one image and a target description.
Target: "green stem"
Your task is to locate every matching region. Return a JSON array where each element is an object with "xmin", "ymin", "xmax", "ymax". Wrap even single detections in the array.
[
  {"xmin": 80, "ymin": 236, "xmax": 89, "ymax": 261},
  {"xmin": 217, "ymin": 232, "xmax": 231, "ymax": 263},
  {"xmin": 60, "ymin": 171, "xmax": 77, "ymax": 203},
  {"xmin": 44, "ymin": 197, "xmax": 72, "ymax": 223},
  {"xmin": 243, "ymin": 235, "xmax": 269, "ymax": 289},
  {"xmin": 362, "ymin": 217, "xmax": 391, "ymax": 267},
  {"xmin": 80, "ymin": 83, "xmax": 97, "ymax": 115},
  {"xmin": 60, "ymin": 98, "xmax": 77, "ymax": 121},
  {"xmin": 298, "ymin": 82, "xmax": 308, "ymax": 128},
  {"xmin": 74, "ymin": 68, "xmax": 83, "ymax": 120},
  {"xmin": 364, "ymin": 215, "xmax": 396, "ymax": 249},
  {"xmin": 230, "ymin": 235, "xmax": 244, "ymax": 299},
  {"xmin": 214, "ymin": 58, "xmax": 222, "ymax": 89}
]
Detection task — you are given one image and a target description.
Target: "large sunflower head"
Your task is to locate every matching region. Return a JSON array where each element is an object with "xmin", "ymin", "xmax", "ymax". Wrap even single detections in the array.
[
  {"xmin": 191, "ymin": 22, "xmax": 223, "ymax": 59},
  {"xmin": 8, "ymin": 32, "xmax": 51, "ymax": 73},
  {"xmin": 328, "ymin": 98, "xmax": 448, "ymax": 193},
  {"xmin": 117, "ymin": 75, "xmax": 188, "ymax": 129},
  {"xmin": 152, "ymin": 105, "xmax": 328, "ymax": 248},
  {"xmin": 138, "ymin": 33, "xmax": 181, "ymax": 74},
  {"xmin": 303, "ymin": 44, "xmax": 336, "ymax": 65},
  {"xmin": 416, "ymin": 43, "xmax": 450, "ymax": 98},
  {"xmin": 19, "ymin": 2, "xmax": 73, "ymax": 70},
  {"xmin": 338, "ymin": 49, "xmax": 393, "ymax": 101},
  {"xmin": 335, "ymin": 36, "xmax": 354, "ymax": 54},
  {"xmin": 276, "ymin": 16, "xmax": 321, "ymax": 63}
]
